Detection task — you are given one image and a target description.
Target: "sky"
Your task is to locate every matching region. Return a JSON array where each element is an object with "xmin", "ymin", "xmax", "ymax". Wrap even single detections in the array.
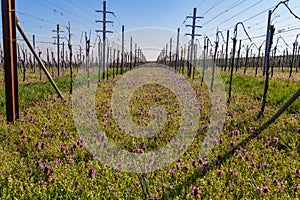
[{"xmin": 2, "ymin": 0, "xmax": 300, "ymax": 61}]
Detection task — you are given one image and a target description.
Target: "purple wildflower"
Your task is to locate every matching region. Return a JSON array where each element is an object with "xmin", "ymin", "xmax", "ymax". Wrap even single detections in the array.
[
  {"xmin": 230, "ymin": 141, "xmax": 235, "ymax": 147},
  {"xmin": 264, "ymin": 163, "xmax": 269, "ymax": 169},
  {"xmin": 38, "ymin": 180, "xmax": 47, "ymax": 187},
  {"xmin": 76, "ymin": 138, "xmax": 84, "ymax": 148},
  {"xmin": 191, "ymin": 186, "xmax": 201, "ymax": 197},
  {"xmin": 50, "ymin": 177, "xmax": 57, "ymax": 184},
  {"xmin": 69, "ymin": 156, "xmax": 74, "ymax": 163},
  {"xmin": 217, "ymin": 169, "xmax": 224, "ymax": 175},
  {"xmin": 265, "ymin": 142, "xmax": 270, "ymax": 148},
  {"xmin": 89, "ymin": 168, "xmax": 96, "ymax": 178},
  {"xmin": 294, "ymin": 185, "xmax": 299, "ymax": 192},
  {"xmin": 263, "ymin": 186, "xmax": 268, "ymax": 193},
  {"xmin": 278, "ymin": 188, "xmax": 284, "ymax": 193},
  {"xmin": 192, "ymin": 160, "xmax": 198, "ymax": 168},
  {"xmin": 42, "ymin": 162, "xmax": 53, "ymax": 175},
  {"xmin": 151, "ymin": 194, "xmax": 160, "ymax": 200},
  {"xmin": 70, "ymin": 144, "xmax": 76, "ymax": 152},
  {"xmin": 234, "ymin": 172, "xmax": 239, "ymax": 178},
  {"xmin": 184, "ymin": 165, "xmax": 189, "ymax": 172},
  {"xmin": 256, "ymin": 186, "xmax": 261, "ymax": 194},
  {"xmin": 219, "ymin": 138, "xmax": 223, "ymax": 144},
  {"xmin": 55, "ymin": 159, "xmax": 61, "ymax": 165},
  {"xmin": 273, "ymin": 179, "xmax": 280, "ymax": 186},
  {"xmin": 60, "ymin": 144, "xmax": 66, "ymax": 152},
  {"xmin": 295, "ymin": 168, "xmax": 300, "ymax": 176},
  {"xmin": 169, "ymin": 168, "xmax": 176, "ymax": 175}
]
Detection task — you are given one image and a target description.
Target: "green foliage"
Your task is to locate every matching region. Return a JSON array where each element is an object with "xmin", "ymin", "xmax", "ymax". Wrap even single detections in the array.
[{"xmin": 0, "ymin": 68, "xmax": 299, "ymax": 199}]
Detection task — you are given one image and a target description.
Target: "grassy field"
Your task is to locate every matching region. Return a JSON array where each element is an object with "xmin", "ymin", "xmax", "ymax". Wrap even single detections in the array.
[{"xmin": 0, "ymin": 66, "xmax": 299, "ymax": 199}]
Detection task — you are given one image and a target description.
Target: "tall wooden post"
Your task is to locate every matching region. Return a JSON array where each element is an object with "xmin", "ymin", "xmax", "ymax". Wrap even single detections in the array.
[
  {"xmin": 224, "ymin": 30, "xmax": 229, "ymax": 71},
  {"xmin": 98, "ymin": 39, "xmax": 101, "ymax": 82},
  {"xmin": 130, "ymin": 37, "xmax": 133, "ymax": 70},
  {"xmin": 259, "ymin": 10, "xmax": 275, "ymax": 118},
  {"xmin": 169, "ymin": 37, "xmax": 172, "ymax": 68},
  {"xmin": 121, "ymin": 25, "xmax": 124, "ymax": 74},
  {"xmin": 2, "ymin": 0, "xmax": 19, "ymax": 122},
  {"xmin": 56, "ymin": 24, "xmax": 60, "ymax": 76},
  {"xmin": 33, "ymin": 34, "xmax": 36, "ymax": 73},
  {"xmin": 175, "ymin": 28, "xmax": 180, "ymax": 72}
]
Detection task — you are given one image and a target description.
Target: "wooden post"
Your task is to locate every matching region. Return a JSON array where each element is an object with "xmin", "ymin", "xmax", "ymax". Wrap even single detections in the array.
[
  {"xmin": 2, "ymin": 0, "xmax": 19, "ymax": 122},
  {"xmin": 98, "ymin": 39, "xmax": 101, "ymax": 82},
  {"xmin": 258, "ymin": 10, "xmax": 275, "ymax": 118},
  {"xmin": 228, "ymin": 36, "xmax": 237, "ymax": 103},
  {"xmin": 113, "ymin": 48, "xmax": 116, "ymax": 78},
  {"xmin": 121, "ymin": 25, "xmax": 124, "ymax": 74},
  {"xmin": 116, "ymin": 50, "xmax": 120, "ymax": 77},
  {"xmin": 56, "ymin": 24, "xmax": 60, "ymax": 76},
  {"xmin": 236, "ymin": 40, "xmax": 242, "ymax": 72},
  {"xmin": 67, "ymin": 22, "xmax": 73, "ymax": 94},
  {"xmin": 130, "ymin": 37, "xmax": 133, "ymax": 70},
  {"xmin": 22, "ymin": 48, "xmax": 26, "ymax": 82},
  {"xmin": 201, "ymin": 37, "xmax": 206, "ymax": 85},
  {"xmin": 193, "ymin": 43, "xmax": 197, "ymax": 80},
  {"xmin": 297, "ymin": 45, "xmax": 300, "ymax": 73},
  {"xmin": 244, "ymin": 45, "xmax": 249, "ymax": 74},
  {"xmin": 33, "ymin": 34, "xmax": 36, "ymax": 73},
  {"xmin": 212, "ymin": 32, "xmax": 219, "ymax": 91},
  {"xmin": 168, "ymin": 38, "xmax": 171, "ymax": 68},
  {"xmin": 175, "ymin": 28, "xmax": 180, "ymax": 72},
  {"xmin": 182, "ymin": 44, "xmax": 186, "ymax": 74},
  {"xmin": 106, "ymin": 45, "xmax": 109, "ymax": 80}
]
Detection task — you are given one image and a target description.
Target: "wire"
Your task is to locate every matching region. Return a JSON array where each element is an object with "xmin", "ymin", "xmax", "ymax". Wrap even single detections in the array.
[
  {"xmin": 69, "ymin": 0, "xmax": 97, "ymax": 14},
  {"xmin": 16, "ymin": 11, "xmax": 56, "ymax": 25},
  {"xmin": 202, "ymin": 0, "xmax": 248, "ymax": 26},
  {"xmin": 204, "ymin": 0, "xmax": 266, "ymax": 35},
  {"xmin": 32, "ymin": 0, "xmax": 94, "ymax": 29},
  {"xmin": 203, "ymin": 0, "xmax": 225, "ymax": 16},
  {"xmin": 58, "ymin": 0, "xmax": 97, "ymax": 21},
  {"xmin": 16, "ymin": 11, "xmax": 85, "ymax": 34}
]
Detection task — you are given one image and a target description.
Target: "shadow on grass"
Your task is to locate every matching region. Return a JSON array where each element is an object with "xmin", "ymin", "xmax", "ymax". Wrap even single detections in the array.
[{"xmin": 167, "ymin": 130, "xmax": 260, "ymax": 199}]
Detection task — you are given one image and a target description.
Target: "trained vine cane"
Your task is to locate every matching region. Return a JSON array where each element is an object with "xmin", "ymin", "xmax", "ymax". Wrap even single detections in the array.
[{"xmin": 228, "ymin": 22, "xmax": 252, "ymax": 103}]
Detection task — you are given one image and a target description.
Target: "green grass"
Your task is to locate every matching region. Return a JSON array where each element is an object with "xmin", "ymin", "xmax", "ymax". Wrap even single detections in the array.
[
  {"xmin": 0, "ymin": 75, "xmax": 71, "ymax": 115},
  {"xmin": 221, "ymin": 72, "xmax": 300, "ymax": 113},
  {"xmin": 0, "ymin": 66, "xmax": 299, "ymax": 199}
]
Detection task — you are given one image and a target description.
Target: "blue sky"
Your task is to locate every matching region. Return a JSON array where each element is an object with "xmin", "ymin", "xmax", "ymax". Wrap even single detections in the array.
[{"xmin": 4, "ymin": 0, "xmax": 300, "ymax": 60}]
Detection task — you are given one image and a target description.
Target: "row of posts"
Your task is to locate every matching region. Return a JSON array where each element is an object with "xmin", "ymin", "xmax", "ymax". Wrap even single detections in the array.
[
  {"xmin": 0, "ymin": 32, "xmax": 147, "ymax": 83},
  {"xmin": 156, "ymin": 29, "xmax": 300, "ymax": 78}
]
